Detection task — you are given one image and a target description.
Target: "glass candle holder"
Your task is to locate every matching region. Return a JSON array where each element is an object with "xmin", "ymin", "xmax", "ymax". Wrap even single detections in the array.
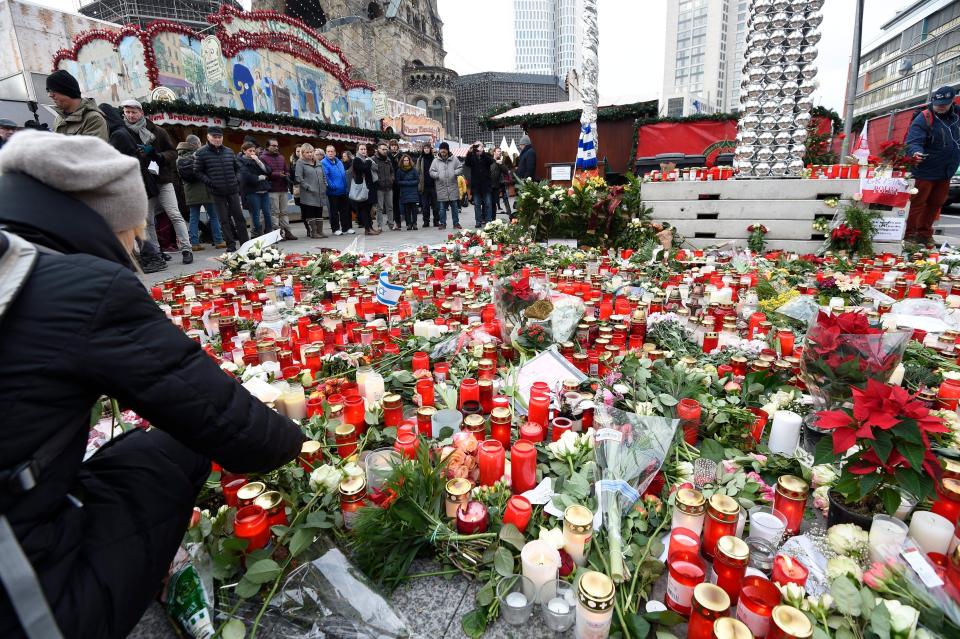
[
  {"xmin": 713, "ymin": 618, "xmax": 754, "ymax": 639},
  {"xmin": 382, "ymin": 393, "xmax": 403, "ymax": 428},
  {"xmin": 520, "ymin": 421, "xmax": 545, "ymax": 443},
  {"xmin": 503, "ymin": 495, "xmax": 532, "ymax": 532},
  {"xmin": 222, "ymin": 477, "xmax": 249, "ymax": 507},
  {"xmin": 478, "ymin": 439, "xmax": 506, "ymax": 486},
  {"xmin": 338, "ymin": 475, "xmax": 366, "ymax": 531},
  {"xmin": 463, "ymin": 414, "xmax": 487, "ymax": 442},
  {"xmin": 364, "ymin": 448, "xmax": 400, "ymax": 493},
  {"xmin": 932, "ymin": 478, "xmax": 960, "ymax": 524},
  {"xmin": 393, "ymin": 432, "xmax": 418, "ymax": 460},
  {"xmin": 771, "ymin": 554, "xmax": 808, "ymax": 587},
  {"xmin": 299, "ymin": 440, "xmax": 322, "ymax": 472},
  {"xmin": 665, "ymin": 549, "xmax": 705, "ymax": 616},
  {"xmin": 714, "ymin": 535, "xmax": 750, "ymax": 604},
  {"xmin": 416, "ymin": 406, "xmax": 436, "ymax": 438},
  {"xmin": 527, "ymin": 394, "xmax": 550, "ymax": 426},
  {"xmin": 253, "ymin": 490, "xmax": 287, "ymax": 528},
  {"xmin": 736, "ymin": 575, "xmax": 781, "ymax": 638},
  {"xmin": 497, "ymin": 575, "xmax": 536, "ymax": 626},
  {"xmin": 456, "ymin": 500, "xmax": 489, "ymax": 534},
  {"xmin": 445, "ymin": 477, "xmax": 472, "ymax": 519},
  {"xmin": 688, "ymin": 583, "xmax": 730, "ymax": 639},
  {"xmin": 540, "ymin": 578, "xmax": 576, "ymax": 632},
  {"xmin": 667, "ymin": 527, "xmax": 701, "ymax": 563},
  {"xmin": 415, "ymin": 378, "xmax": 435, "ymax": 407},
  {"xmin": 236, "ymin": 481, "xmax": 266, "ymax": 508},
  {"xmin": 411, "ymin": 351, "xmax": 429, "ymax": 372},
  {"xmin": 677, "ymin": 398, "xmax": 702, "ymax": 445},
  {"xmin": 459, "ymin": 378, "xmax": 479, "ymax": 408},
  {"xmin": 343, "ymin": 395, "xmax": 366, "ymax": 433},
  {"xmin": 521, "ymin": 540, "xmax": 561, "ymax": 603},
  {"xmin": 702, "ymin": 494, "xmax": 740, "ymax": 561},
  {"xmin": 768, "ymin": 605, "xmax": 813, "ymax": 639},
  {"xmin": 234, "ymin": 505, "xmax": 270, "ymax": 551},
  {"xmin": 672, "ymin": 488, "xmax": 706, "ymax": 536},
  {"xmin": 772, "ymin": 475, "xmax": 808, "ymax": 536},
  {"xmin": 490, "ymin": 406, "xmax": 513, "ymax": 448},
  {"xmin": 551, "ymin": 417, "xmax": 573, "ymax": 442},
  {"xmin": 575, "ymin": 571, "xmax": 615, "ymax": 639},
  {"xmin": 748, "ymin": 506, "xmax": 788, "ymax": 546},
  {"xmin": 870, "ymin": 513, "xmax": 910, "ymax": 562},
  {"xmin": 479, "ymin": 379, "xmax": 494, "ymax": 414},
  {"xmin": 335, "ymin": 423, "xmax": 357, "ymax": 458},
  {"xmin": 511, "ymin": 440, "xmax": 537, "ymax": 493}
]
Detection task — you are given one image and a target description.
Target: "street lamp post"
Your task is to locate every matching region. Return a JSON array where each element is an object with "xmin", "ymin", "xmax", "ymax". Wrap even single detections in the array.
[{"xmin": 840, "ymin": 0, "xmax": 865, "ymax": 162}]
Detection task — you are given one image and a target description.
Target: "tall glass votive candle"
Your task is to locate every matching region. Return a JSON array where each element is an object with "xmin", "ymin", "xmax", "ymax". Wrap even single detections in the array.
[
  {"xmin": 459, "ymin": 378, "xmax": 479, "ymax": 408},
  {"xmin": 702, "ymin": 495, "xmax": 740, "ymax": 561},
  {"xmin": 299, "ymin": 440, "xmax": 322, "ymax": 472},
  {"xmin": 574, "ymin": 571, "xmax": 615, "ymax": 639},
  {"xmin": 736, "ymin": 575, "xmax": 781, "ymax": 638},
  {"xmin": 343, "ymin": 395, "xmax": 366, "ymax": 433},
  {"xmin": 335, "ymin": 423, "xmax": 357, "ymax": 458},
  {"xmin": 528, "ymin": 393, "xmax": 550, "ymax": 426},
  {"xmin": 411, "ymin": 351, "xmax": 429, "ymax": 372},
  {"xmin": 767, "ymin": 605, "xmax": 813, "ymax": 639},
  {"xmin": 511, "ymin": 440, "xmax": 537, "ymax": 493},
  {"xmin": 416, "ymin": 406, "xmax": 436, "ymax": 438},
  {"xmin": 673, "ymin": 488, "xmax": 706, "ymax": 536},
  {"xmin": 236, "ymin": 481, "xmax": 266, "ymax": 508},
  {"xmin": 456, "ymin": 500, "xmax": 489, "ymax": 534},
  {"xmin": 490, "ymin": 407, "xmax": 513, "ymax": 447},
  {"xmin": 382, "ymin": 393, "xmax": 403, "ymax": 428},
  {"xmin": 416, "ymin": 378, "xmax": 435, "ymax": 407},
  {"xmin": 393, "ymin": 432, "xmax": 418, "ymax": 460},
  {"xmin": 463, "ymin": 414, "xmax": 487, "ymax": 441},
  {"xmin": 551, "ymin": 417, "xmax": 573, "ymax": 441},
  {"xmin": 932, "ymin": 478, "xmax": 960, "ymax": 524},
  {"xmin": 714, "ymin": 535, "xmax": 750, "ymax": 603},
  {"xmin": 869, "ymin": 513, "xmax": 909, "ymax": 562},
  {"xmin": 667, "ymin": 527, "xmax": 701, "ymax": 563},
  {"xmin": 444, "ymin": 478, "xmax": 472, "ymax": 518},
  {"xmin": 520, "ymin": 421, "xmax": 545, "ymax": 443},
  {"xmin": 772, "ymin": 475, "xmax": 808, "ymax": 536},
  {"xmin": 479, "ymin": 379, "xmax": 494, "ymax": 414},
  {"xmin": 677, "ymin": 398, "xmax": 702, "ymax": 445},
  {"xmin": 503, "ymin": 495, "xmax": 532, "ymax": 532},
  {"xmin": 478, "ymin": 440, "xmax": 505, "ymax": 486},
  {"xmin": 234, "ymin": 505, "xmax": 270, "ymax": 551},
  {"xmin": 563, "ymin": 505, "xmax": 594, "ymax": 567},
  {"xmin": 688, "ymin": 583, "xmax": 730, "ymax": 639},
  {"xmin": 665, "ymin": 550, "xmax": 706, "ymax": 616},
  {"xmin": 748, "ymin": 506, "xmax": 788, "ymax": 546}
]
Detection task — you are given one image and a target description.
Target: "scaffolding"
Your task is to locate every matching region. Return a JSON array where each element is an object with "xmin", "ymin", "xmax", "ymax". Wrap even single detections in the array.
[{"xmin": 78, "ymin": 0, "xmax": 241, "ymax": 31}]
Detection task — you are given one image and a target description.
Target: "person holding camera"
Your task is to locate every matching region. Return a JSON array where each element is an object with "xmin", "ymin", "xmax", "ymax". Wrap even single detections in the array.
[
  {"xmin": 464, "ymin": 141, "xmax": 494, "ymax": 228},
  {"xmin": 904, "ymin": 85, "xmax": 960, "ymax": 247}
]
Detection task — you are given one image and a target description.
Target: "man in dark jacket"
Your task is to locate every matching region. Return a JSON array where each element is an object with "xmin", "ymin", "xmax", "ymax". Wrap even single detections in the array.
[
  {"xmin": 46, "ymin": 70, "xmax": 108, "ymax": 141},
  {"xmin": 388, "ymin": 139, "xmax": 402, "ymax": 230},
  {"xmin": 194, "ymin": 126, "xmax": 249, "ymax": 251},
  {"xmin": 0, "ymin": 118, "xmax": 16, "ymax": 150},
  {"xmin": 904, "ymin": 86, "xmax": 960, "ymax": 246},
  {"xmin": 515, "ymin": 134, "xmax": 537, "ymax": 181},
  {"xmin": 121, "ymin": 100, "xmax": 192, "ymax": 264},
  {"xmin": 373, "ymin": 142, "xmax": 394, "ymax": 231},
  {"xmin": 0, "ymin": 131, "xmax": 304, "ymax": 639},
  {"xmin": 177, "ymin": 135, "xmax": 225, "ymax": 250},
  {"xmin": 464, "ymin": 141, "xmax": 495, "ymax": 227},
  {"xmin": 260, "ymin": 139, "xmax": 296, "ymax": 241},
  {"xmin": 417, "ymin": 142, "xmax": 439, "ymax": 227}
]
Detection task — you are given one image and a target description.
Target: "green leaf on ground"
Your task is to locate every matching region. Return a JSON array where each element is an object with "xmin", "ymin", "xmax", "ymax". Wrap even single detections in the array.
[
  {"xmin": 222, "ymin": 618, "xmax": 246, "ymax": 639},
  {"xmin": 494, "ymin": 547, "xmax": 514, "ymax": 577},
  {"xmin": 244, "ymin": 558, "xmax": 282, "ymax": 584}
]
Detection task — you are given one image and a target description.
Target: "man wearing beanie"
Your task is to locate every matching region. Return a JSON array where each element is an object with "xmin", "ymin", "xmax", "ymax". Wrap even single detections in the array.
[
  {"xmin": 0, "ymin": 130, "xmax": 304, "ymax": 639},
  {"xmin": 515, "ymin": 134, "xmax": 537, "ymax": 181},
  {"xmin": 45, "ymin": 69, "xmax": 108, "ymax": 141}
]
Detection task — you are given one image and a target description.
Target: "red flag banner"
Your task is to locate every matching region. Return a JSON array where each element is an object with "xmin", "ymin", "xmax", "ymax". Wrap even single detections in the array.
[
  {"xmin": 634, "ymin": 120, "xmax": 738, "ymax": 165},
  {"xmin": 860, "ymin": 175, "xmax": 911, "ymax": 208}
]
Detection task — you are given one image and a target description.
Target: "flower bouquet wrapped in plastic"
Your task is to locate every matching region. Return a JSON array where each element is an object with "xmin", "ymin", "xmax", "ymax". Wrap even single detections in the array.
[
  {"xmin": 493, "ymin": 272, "xmax": 584, "ymax": 349},
  {"xmin": 592, "ymin": 404, "xmax": 677, "ymax": 583},
  {"xmin": 800, "ymin": 311, "xmax": 911, "ymax": 411}
]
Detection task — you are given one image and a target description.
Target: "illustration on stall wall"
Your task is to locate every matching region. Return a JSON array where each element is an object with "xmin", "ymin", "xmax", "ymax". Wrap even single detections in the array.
[{"xmin": 53, "ymin": 7, "xmax": 376, "ymax": 126}]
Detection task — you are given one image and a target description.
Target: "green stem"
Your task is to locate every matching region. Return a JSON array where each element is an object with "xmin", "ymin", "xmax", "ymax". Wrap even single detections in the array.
[
  {"xmin": 400, "ymin": 569, "xmax": 461, "ymax": 580},
  {"xmin": 627, "ymin": 516, "xmax": 669, "ymax": 608},
  {"xmin": 248, "ymin": 554, "xmax": 294, "ymax": 639}
]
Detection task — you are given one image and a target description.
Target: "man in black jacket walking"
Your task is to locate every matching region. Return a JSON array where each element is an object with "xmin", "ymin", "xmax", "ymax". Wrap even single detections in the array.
[
  {"xmin": 515, "ymin": 134, "xmax": 537, "ymax": 181},
  {"xmin": 194, "ymin": 126, "xmax": 249, "ymax": 251}
]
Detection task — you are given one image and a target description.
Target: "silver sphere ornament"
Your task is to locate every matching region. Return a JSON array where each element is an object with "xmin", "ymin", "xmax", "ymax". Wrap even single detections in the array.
[
  {"xmin": 746, "ymin": 83, "xmax": 764, "ymax": 99},
  {"xmin": 747, "ymin": 66, "xmax": 765, "ymax": 83},
  {"xmin": 736, "ymin": 145, "xmax": 757, "ymax": 161},
  {"xmin": 752, "ymin": 0, "xmax": 773, "ymax": 13},
  {"xmin": 788, "ymin": 158, "xmax": 806, "ymax": 176},
  {"xmin": 807, "ymin": 0, "xmax": 824, "ymax": 11},
  {"xmin": 758, "ymin": 131, "xmax": 776, "ymax": 146},
  {"xmin": 754, "ymin": 162, "xmax": 772, "ymax": 177},
  {"xmin": 775, "ymin": 130, "xmax": 792, "ymax": 145},
  {"xmin": 795, "ymin": 111, "xmax": 812, "ymax": 127},
  {"xmin": 784, "ymin": 47, "xmax": 802, "ymax": 63},
  {"xmin": 789, "ymin": 144, "xmax": 806, "ymax": 159},
  {"xmin": 764, "ymin": 83, "xmax": 782, "ymax": 98},
  {"xmin": 743, "ymin": 99, "xmax": 761, "ymax": 115},
  {"xmin": 805, "ymin": 30, "xmax": 822, "ymax": 45},
  {"xmin": 751, "ymin": 14, "xmax": 770, "ymax": 30},
  {"xmin": 788, "ymin": 12, "xmax": 807, "ymax": 30},
  {"xmin": 747, "ymin": 48, "xmax": 766, "ymax": 65},
  {"xmin": 761, "ymin": 115, "xmax": 778, "ymax": 131},
  {"xmin": 761, "ymin": 100, "xmax": 779, "ymax": 115},
  {"xmin": 796, "ymin": 94, "xmax": 814, "ymax": 111},
  {"xmin": 782, "ymin": 80, "xmax": 800, "ymax": 95},
  {"xmin": 765, "ymin": 65, "xmax": 784, "ymax": 82},
  {"xmin": 755, "ymin": 147, "xmax": 773, "ymax": 162},
  {"xmin": 740, "ymin": 129, "xmax": 759, "ymax": 144},
  {"xmin": 801, "ymin": 45, "xmax": 818, "ymax": 63},
  {"xmin": 771, "ymin": 161, "xmax": 787, "ymax": 177},
  {"xmin": 779, "ymin": 95, "xmax": 796, "ymax": 111},
  {"xmin": 799, "ymin": 78, "xmax": 817, "ymax": 96},
  {"xmin": 769, "ymin": 28, "xmax": 787, "ymax": 45},
  {"xmin": 773, "ymin": 146, "xmax": 790, "ymax": 161},
  {"xmin": 766, "ymin": 45, "xmax": 785, "ymax": 62},
  {"xmin": 801, "ymin": 65, "xmax": 818, "ymax": 80},
  {"xmin": 741, "ymin": 114, "xmax": 761, "ymax": 131},
  {"xmin": 783, "ymin": 64, "xmax": 801, "ymax": 81},
  {"xmin": 807, "ymin": 11, "xmax": 823, "ymax": 28},
  {"xmin": 772, "ymin": 0, "xmax": 789, "ymax": 11},
  {"xmin": 791, "ymin": 128, "xmax": 808, "ymax": 144},
  {"xmin": 786, "ymin": 29, "xmax": 805, "ymax": 47},
  {"xmin": 771, "ymin": 11, "xmax": 789, "ymax": 28}
]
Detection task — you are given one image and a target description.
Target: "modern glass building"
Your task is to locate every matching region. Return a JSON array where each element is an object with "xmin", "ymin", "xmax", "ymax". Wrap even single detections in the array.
[{"xmin": 513, "ymin": 0, "xmax": 579, "ymax": 79}]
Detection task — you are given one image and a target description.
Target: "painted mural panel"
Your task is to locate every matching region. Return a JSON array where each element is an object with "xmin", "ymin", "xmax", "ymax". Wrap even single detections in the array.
[
  {"xmin": 59, "ymin": 38, "xmax": 117, "ymax": 103},
  {"xmin": 118, "ymin": 36, "xmax": 150, "ymax": 100}
]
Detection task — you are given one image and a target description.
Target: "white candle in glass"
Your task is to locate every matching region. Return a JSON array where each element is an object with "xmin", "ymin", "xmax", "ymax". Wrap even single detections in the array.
[
  {"xmin": 909, "ymin": 511, "xmax": 954, "ymax": 555},
  {"xmin": 749, "ymin": 507, "xmax": 787, "ymax": 545},
  {"xmin": 521, "ymin": 540, "xmax": 561, "ymax": 604},
  {"xmin": 767, "ymin": 411, "xmax": 802, "ymax": 456},
  {"xmin": 283, "ymin": 384, "xmax": 307, "ymax": 421},
  {"xmin": 869, "ymin": 514, "xmax": 909, "ymax": 562}
]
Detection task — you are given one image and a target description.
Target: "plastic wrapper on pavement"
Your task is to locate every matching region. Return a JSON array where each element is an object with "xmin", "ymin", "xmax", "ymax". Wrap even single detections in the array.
[{"xmin": 220, "ymin": 543, "xmax": 411, "ymax": 638}]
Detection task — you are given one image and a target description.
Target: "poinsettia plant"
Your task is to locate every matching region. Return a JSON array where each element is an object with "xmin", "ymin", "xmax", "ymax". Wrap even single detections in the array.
[
  {"xmin": 747, "ymin": 224, "xmax": 769, "ymax": 253},
  {"xmin": 814, "ymin": 379, "xmax": 946, "ymax": 513}
]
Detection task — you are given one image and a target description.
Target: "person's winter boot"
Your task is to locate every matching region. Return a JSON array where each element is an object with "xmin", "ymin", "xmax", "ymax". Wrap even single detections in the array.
[
  {"xmin": 311, "ymin": 219, "xmax": 328, "ymax": 238},
  {"xmin": 182, "ymin": 250, "xmax": 194, "ymax": 265}
]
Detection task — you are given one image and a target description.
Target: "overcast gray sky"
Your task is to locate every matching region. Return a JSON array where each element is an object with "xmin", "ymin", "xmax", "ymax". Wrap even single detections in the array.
[{"xmin": 31, "ymin": 0, "xmax": 913, "ymax": 113}]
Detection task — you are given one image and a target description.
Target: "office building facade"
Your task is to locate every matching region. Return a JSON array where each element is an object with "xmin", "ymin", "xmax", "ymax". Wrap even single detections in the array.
[
  {"xmin": 454, "ymin": 71, "xmax": 567, "ymax": 144},
  {"xmin": 514, "ymin": 0, "xmax": 579, "ymax": 79}
]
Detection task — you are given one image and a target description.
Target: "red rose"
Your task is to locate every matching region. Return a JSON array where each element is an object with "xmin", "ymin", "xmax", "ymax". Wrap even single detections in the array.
[{"xmin": 558, "ymin": 550, "xmax": 575, "ymax": 577}]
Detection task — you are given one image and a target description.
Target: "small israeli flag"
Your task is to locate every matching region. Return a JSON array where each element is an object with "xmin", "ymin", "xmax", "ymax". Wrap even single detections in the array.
[{"xmin": 375, "ymin": 270, "xmax": 404, "ymax": 306}]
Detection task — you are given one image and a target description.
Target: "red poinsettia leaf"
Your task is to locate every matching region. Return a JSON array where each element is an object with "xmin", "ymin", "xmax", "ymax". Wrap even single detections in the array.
[
  {"xmin": 831, "ymin": 428, "xmax": 859, "ymax": 455},
  {"xmin": 863, "ymin": 412, "xmax": 900, "ymax": 431},
  {"xmin": 816, "ymin": 410, "xmax": 853, "ymax": 430}
]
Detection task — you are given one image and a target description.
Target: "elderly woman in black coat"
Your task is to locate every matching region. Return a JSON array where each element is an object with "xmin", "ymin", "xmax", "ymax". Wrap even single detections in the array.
[{"xmin": 0, "ymin": 131, "xmax": 304, "ymax": 639}]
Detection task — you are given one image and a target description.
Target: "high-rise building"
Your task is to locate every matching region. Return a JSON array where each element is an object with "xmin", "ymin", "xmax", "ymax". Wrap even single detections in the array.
[
  {"xmin": 454, "ymin": 71, "xmax": 567, "ymax": 144},
  {"xmin": 660, "ymin": 0, "xmax": 748, "ymax": 117},
  {"xmin": 852, "ymin": 0, "xmax": 960, "ymax": 119},
  {"xmin": 514, "ymin": 0, "xmax": 579, "ymax": 79}
]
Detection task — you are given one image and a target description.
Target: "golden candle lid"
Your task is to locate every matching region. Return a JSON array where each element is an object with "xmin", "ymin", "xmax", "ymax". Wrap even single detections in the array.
[
  {"xmin": 417, "ymin": 406, "xmax": 437, "ymax": 417},
  {"xmin": 577, "ymin": 570, "xmax": 615, "ymax": 610},
  {"xmin": 573, "ymin": 353, "xmax": 588, "ymax": 361},
  {"xmin": 382, "ymin": 393, "xmax": 402, "ymax": 405},
  {"xmin": 693, "ymin": 583, "xmax": 730, "ymax": 612},
  {"xmin": 758, "ymin": 354, "xmax": 776, "ymax": 363},
  {"xmin": 464, "ymin": 414, "xmax": 485, "ymax": 429},
  {"xmin": 777, "ymin": 475, "xmax": 809, "ymax": 499},
  {"xmin": 236, "ymin": 481, "xmax": 265, "ymax": 502},
  {"xmin": 490, "ymin": 407, "xmax": 512, "ymax": 421},
  {"xmin": 676, "ymin": 488, "xmax": 706, "ymax": 512},
  {"xmin": 478, "ymin": 378, "xmax": 493, "ymax": 389},
  {"xmin": 564, "ymin": 505, "xmax": 594, "ymax": 534},
  {"xmin": 943, "ymin": 478, "xmax": 960, "ymax": 498},
  {"xmin": 301, "ymin": 440, "xmax": 322, "ymax": 456},
  {"xmin": 339, "ymin": 475, "xmax": 366, "ymax": 497},
  {"xmin": 680, "ymin": 356, "xmax": 698, "ymax": 366},
  {"xmin": 335, "ymin": 422, "xmax": 355, "ymax": 437},
  {"xmin": 445, "ymin": 477, "xmax": 473, "ymax": 498},
  {"xmin": 771, "ymin": 605, "xmax": 813, "ymax": 638},
  {"xmin": 730, "ymin": 355, "xmax": 747, "ymax": 364},
  {"xmin": 716, "ymin": 535, "xmax": 750, "ymax": 561},
  {"xmin": 713, "ymin": 618, "xmax": 753, "ymax": 639},
  {"xmin": 753, "ymin": 360, "xmax": 772, "ymax": 370},
  {"xmin": 943, "ymin": 458, "xmax": 960, "ymax": 476},
  {"xmin": 708, "ymin": 494, "xmax": 740, "ymax": 516},
  {"xmin": 254, "ymin": 490, "xmax": 283, "ymax": 511},
  {"xmin": 479, "ymin": 358, "xmax": 495, "ymax": 368}
]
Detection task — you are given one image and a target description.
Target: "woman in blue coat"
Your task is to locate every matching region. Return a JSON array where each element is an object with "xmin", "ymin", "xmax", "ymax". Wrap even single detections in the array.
[{"xmin": 395, "ymin": 153, "xmax": 421, "ymax": 230}]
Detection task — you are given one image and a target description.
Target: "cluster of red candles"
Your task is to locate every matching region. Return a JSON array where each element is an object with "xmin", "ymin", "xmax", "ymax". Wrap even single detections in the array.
[{"xmin": 219, "ymin": 471, "xmax": 288, "ymax": 551}]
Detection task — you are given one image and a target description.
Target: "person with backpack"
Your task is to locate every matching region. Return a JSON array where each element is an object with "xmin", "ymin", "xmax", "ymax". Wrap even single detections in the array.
[
  {"xmin": 349, "ymin": 144, "xmax": 380, "ymax": 236},
  {"xmin": 904, "ymin": 85, "xmax": 960, "ymax": 247},
  {"xmin": 0, "ymin": 130, "xmax": 304, "ymax": 639},
  {"xmin": 176, "ymin": 134, "xmax": 225, "ymax": 251}
]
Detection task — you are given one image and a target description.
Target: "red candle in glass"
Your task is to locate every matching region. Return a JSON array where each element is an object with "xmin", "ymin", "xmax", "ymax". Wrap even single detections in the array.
[
  {"xmin": 397, "ymin": 422, "xmax": 417, "ymax": 438},
  {"xmin": 667, "ymin": 527, "xmax": 701, "ymax": 563},
  {"xmin": 777, "ymin": 330, "xmax": 795, "ymax": 357},
  {"xmin": 677, "ymin": 398, "xmax": 702, "ymax": 445},
  {"xmin": 343, "ymin": 395, "xmax": 366, "ymax": 435},
  {"xmin": 334, "ymin": 424, "xmax": 357, "ymax": 458},
  {"xmin": 151, "ymin": 285, "xmax": 163, "ymax": 300},
  {"xmin": 478, "ymin": 379, "xmax": 494, "ymax": 414},
  {"xmin": 222, "ymin": 478, "xmax": 248, "ymax": 507},
  {"xmin": 456, "ymin": 501, "xmax": 489, "ymax": 534},
  {"xmin": 383, "ymin": 394, "xmax": 403, "ymax": 428},
  {"xmin": 477, "ymin": 439, "xmax": 505, "ymax": 486},
  {"xmin": 748, "ymin": 312, "xmax": 766, "ymax": 339},
  {"xmin": 527, "ymin": 394, "xmax": 550, "ymax": 426},
  {"xmin": 459, "ymin": 378, "xmax": 479, "ymax": 408},
  {"xmin": 687, "ymin": 584, "xmax": 730, "ymax": 639},
  {"xmin": 938, "ymin": 379, "xmax": 960, "ymax": 411},
  {"xmin": 502, "ymin": 495, "xmax": 532, "ymax": 532},
  {"xmin": 520, "ymin": 421, "xmax": 545, "ymax": 443},
  {"xmin": 433, "ymin": 361, "xmax": 450, "ymax": 382},
  {"xmin": 411, "ymin": 351, "xmax": 430, "ymax": 372},
  {"xmin": 490, "ymin": 407, "xmax": 512, "ymax": 448},
  {"xmin": 932, "ymin": 479, "xmax": 960, "ymax": 524},
  {"xmin": 665, "ymin": 550, "xmax": 705, "ymax": 616},
  {"xmin": 702, "ymin": 495, "xmax": 740, "ymax": 561},
  {"xmin": 234, "ymin": 505, "xmax": 270, "ymax": 551},
  {"xmin": 530, "ymin": 381, "xmax": 550, "ymax": 399},
  {"xmin": 771, "ymin": 554, "xmax": 808, "ymax": 587},
  {"xmin": 749, "ymin": 407, "xmax": 769, "ymax": 443},
  {"xmin": 773, "ymin": 475, "xmax": 808, "ymax": 536},
  {"xmin": 736, "ymin": 575, "xmax": 782, "ymax": 638},
  {"xmin": 714, "ymin": 536, "xmax": 750, "ymax": 604},
  {"xmin": 702, "ymin": 331, "xmax": 719, "ymax": 354},
  {"xmin": 394, "ymin": 432, "xmax": 418, "ymax": 460},
  {"xmin": 415, "ymin": 378, "xmax": 435, "ymax": 407},
  {"xmin": 511, "ymin": 440, "xmax": 537, "ymax": 493},
  {"xmin": 550, "ymin": 417, "xmax": 572, "ymax": 441}
]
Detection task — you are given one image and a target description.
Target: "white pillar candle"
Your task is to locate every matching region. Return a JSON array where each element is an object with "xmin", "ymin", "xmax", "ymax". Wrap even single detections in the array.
[
  {"xmin": 869, "ymin": 514, "xmax": 909, "ymax": 563},
  {"xmin": 521, "ymin": 540, "xmax": 561, "ymax": 603},
  {"xmin": 909, "ymin": 511, "xmax": 954, "ymax": 555},
  {"xmin": 767, "ymin": 411, "xmax": 802, "ymax": 456}
]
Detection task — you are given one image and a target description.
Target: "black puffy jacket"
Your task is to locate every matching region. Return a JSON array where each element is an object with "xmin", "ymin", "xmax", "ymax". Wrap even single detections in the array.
[
  {"xmin": 194, "ymin": 142, "xmax": 241, "ymax": 196},
  {"xmin": 0, "ymin": 172, "xmax": 304, "ymax": 627}
]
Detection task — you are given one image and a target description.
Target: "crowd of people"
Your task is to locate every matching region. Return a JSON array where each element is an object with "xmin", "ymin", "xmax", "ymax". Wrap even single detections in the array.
[{"xmin": 6, "ymin": 69, "xmax": 539, "ymax": 275}]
